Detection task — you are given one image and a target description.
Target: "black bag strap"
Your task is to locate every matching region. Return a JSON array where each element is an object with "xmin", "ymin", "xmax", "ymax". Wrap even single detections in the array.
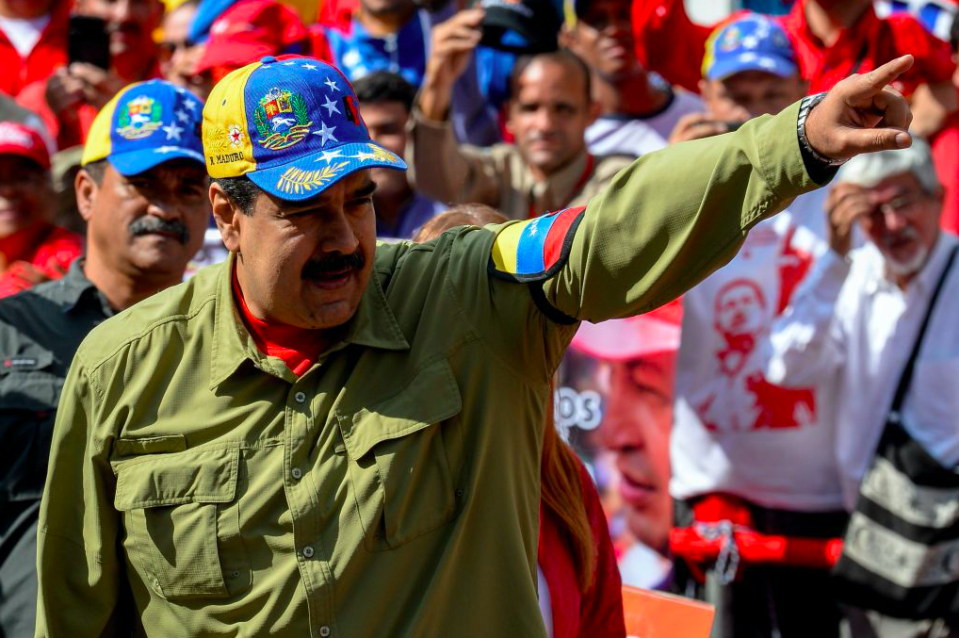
[{"xmin": 889, "ymin": 244, "xmax": 959, "ymax": 414}]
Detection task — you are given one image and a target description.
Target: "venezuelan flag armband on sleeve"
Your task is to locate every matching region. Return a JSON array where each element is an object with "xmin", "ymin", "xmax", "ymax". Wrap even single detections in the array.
[{"xmin": 488, "ymin": 207, "xmax": 585, "ymax": 283}]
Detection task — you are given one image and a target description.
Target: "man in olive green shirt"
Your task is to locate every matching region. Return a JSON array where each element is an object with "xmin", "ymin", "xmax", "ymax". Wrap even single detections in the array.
[{"xmin": 36, "ymin": 54, "xmax": 915, "ymax": 637}]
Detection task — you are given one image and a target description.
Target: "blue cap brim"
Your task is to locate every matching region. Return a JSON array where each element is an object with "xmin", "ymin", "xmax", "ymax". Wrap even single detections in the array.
[
  {"xmin": 246, "ymin": 141, "xmax": 408, "ymax": 202},
  {"xmin": 707, "ymin": 54, "xmax": 797, "ymax": 81},
  {"xmin": 109, "ymin": 147, "xmax": 206, "ymax": 176}
]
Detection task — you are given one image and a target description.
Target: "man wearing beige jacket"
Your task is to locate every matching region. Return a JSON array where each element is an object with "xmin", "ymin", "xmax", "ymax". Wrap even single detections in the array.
[{"xmin": 409, "ymin": 9, "xmax": 631, "ymax": 219}]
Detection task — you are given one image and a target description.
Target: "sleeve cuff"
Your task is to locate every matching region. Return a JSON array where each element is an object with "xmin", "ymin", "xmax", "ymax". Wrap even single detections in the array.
[{"xmin": 808, "ymin": 249, "xmax": 852, "ymax": 304}]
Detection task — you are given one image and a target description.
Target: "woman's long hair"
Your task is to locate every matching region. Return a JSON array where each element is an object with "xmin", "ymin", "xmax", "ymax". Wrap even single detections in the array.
[{"xmin": 541, "ymin": 384, "xmax": 596, "ymax": 593}]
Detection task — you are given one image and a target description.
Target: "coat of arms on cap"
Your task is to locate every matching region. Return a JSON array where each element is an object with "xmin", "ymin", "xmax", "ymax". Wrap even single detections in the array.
[
  {"xmin": 116, "ymin": 96, "xmax": 163, "ymax": 140},
  {"xmin": 254, "ymin": 87, "xmax": 312, "ymax": 150}
]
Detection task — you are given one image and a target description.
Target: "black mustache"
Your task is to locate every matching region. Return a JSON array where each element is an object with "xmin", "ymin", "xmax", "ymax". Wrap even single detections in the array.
[
  {"xmin": 129, "ymin": 217, "xmax": 190, "ymax": 244},
  {"xmin": 302, "ymin": 252, "xmax": 365, "ymax": 280}
]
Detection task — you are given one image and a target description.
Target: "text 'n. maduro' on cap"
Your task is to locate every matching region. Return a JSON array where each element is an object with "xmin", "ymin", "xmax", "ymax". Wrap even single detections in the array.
[
  {"xmin": 202, "ymin": 55, "xmax": 407, "ymax": 201},
  {"xmin": 81, "ymin": 79, "xmax": 205, "ymax": 175}
]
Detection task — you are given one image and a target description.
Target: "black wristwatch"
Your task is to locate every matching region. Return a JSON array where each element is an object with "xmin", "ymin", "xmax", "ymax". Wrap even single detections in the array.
[{"xmin": 797, "ymin": 92, "xmax": 847, "ymax": 168}]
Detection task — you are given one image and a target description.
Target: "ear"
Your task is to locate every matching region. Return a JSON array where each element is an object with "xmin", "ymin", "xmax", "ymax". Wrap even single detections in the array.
[
  {"xmin": 587, "ymin": 98, "xmax": 601, "ymax": 126},
  {"xmin": 210, "ymin": 182, "xmax": 242, "ymax": 253},
  {"xmin": 559, "ymin": 24, "xmax": 576, "ymax": 50},
  {"xmin": 75, "ymin": 169, "xmax": 98, "ymax": 224},
  {"xmin": 505, "ymin": 101, "xmax": 517, "ymax": 138}
]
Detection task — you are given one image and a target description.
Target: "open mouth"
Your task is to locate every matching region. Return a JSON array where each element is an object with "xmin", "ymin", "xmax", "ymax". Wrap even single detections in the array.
[{"xmin": 306, "ymin": 266, "xmax": 355, "ymax": 290}]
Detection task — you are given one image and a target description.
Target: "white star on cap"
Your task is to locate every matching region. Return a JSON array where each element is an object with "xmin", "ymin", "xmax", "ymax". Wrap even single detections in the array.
[
  {"xmin": 302, "ymin": 63, "xmax": 318, "ymax": 70},
  {"xmin": 162, "ymin": 121, "xmax": 184, "ymax": 141},
  {"xmin": 313, "ymin": 121, "xmax": 338, "ymax": 145},
  {"xmin": 322, "ymin": 95, "xmax": 340, "ymax": 117},
  {"xmin": 283, "ymin": 61, "xmax": 297, "ymax": 66},
  {"xmin": 176, "ymin": 109, "xmax": 190, "ymax": 123},
  {"xmin": 352, "ymin": 151, "xmax": 376, "ymax": 161},
  {"xmin": 155, "ymin": 146, "xmax": 179, "ymax": 154},
  {"xmin": 184, "ymin": 98, "xmax": 198, "ymax": 112},
  {"xmin": 324, "ymin": 77, "xmax": 340, "ymax": 93},
  {"xmin": 316, "ymin": 149, "xmax": 343, "ymax": 164}
]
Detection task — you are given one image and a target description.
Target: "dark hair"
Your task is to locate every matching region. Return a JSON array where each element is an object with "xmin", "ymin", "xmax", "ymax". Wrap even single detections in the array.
[
  {"xmin": 211, "ymin": 175, "xmax": 262, "ymax": 215},
  {"xmin": 352, "ymin": 71, "xmax": 418, "ymax": 113},
  {"xmin": 509, "ymin": 49, "xmax": 592, "ymax": 103},
  {"xmin": 951, "ymin": 10, "xmax": 959, "ymax": 53},
  {"xmin": 80, "ymin": 159, "xmax": 109, "ymax": 185}
]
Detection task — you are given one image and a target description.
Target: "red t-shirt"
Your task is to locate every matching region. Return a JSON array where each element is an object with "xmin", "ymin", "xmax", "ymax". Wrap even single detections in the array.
[
  {"xmin": 232, "ymin": 266, "xmax": 326, "ymax": 377},
  {"xmin": 538, "ymin": 459, "xmax": 626, "ymax": 638},
  {"xmin": 0, "ymin": 224, "xmax": 83, "ymax": 298},
  {"xmin": 631, "ymin": 0, "xmax": 714, "ymax": 94},
  {"xmin": 0, "ymin": 1, "xmax": 68, "ymax": 98},
  {"xmin": 779, "ymin": 0, "xmax": 956, "ymax": 95},
  {"xmin": 934, "ymin": 114, "xmax": 959, "ymax": 234}
]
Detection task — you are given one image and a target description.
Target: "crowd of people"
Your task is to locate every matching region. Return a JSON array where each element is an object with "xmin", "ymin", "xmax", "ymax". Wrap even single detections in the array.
[{"xmin": 0, "ymin": 0, "xmax": 958, "ymax": 637}]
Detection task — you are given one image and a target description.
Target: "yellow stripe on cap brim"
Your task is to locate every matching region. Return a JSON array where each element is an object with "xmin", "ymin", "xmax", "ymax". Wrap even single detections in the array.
[{"xmin": 80, "ymin": 85, "xmax": 133, "ymax": 166}]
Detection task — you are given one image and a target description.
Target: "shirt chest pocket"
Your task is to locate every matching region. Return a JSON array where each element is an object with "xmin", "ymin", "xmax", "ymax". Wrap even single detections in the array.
[
  {"xmin": 113, "ymin": 447, "xmax": 251, "ymax": 600},
  {"xmin": 338, "ymin": 359, "xmax": 463, "ymax": 550}
]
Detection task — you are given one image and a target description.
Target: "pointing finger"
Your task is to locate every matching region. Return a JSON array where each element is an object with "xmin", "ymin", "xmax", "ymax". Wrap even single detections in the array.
[{"xmin": 854, "ymin": 55, "xmax": 914, "ymax": 95}]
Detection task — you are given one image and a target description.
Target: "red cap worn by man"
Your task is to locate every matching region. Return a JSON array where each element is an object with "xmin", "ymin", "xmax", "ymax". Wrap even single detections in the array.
[{"xmin": 0, "ymin": 121, "xmax": 82, "ymax": 297}]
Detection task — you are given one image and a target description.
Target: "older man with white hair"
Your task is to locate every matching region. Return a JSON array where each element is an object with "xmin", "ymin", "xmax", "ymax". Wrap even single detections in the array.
[{"xmin": 764, "ymin": 139, "xmax": 959, "ymax": 637}]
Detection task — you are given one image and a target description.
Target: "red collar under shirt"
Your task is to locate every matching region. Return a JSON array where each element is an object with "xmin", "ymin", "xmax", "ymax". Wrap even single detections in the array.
[{"xmin": 232, "ymin": 265, "xmax": 327, "ymax": 377}]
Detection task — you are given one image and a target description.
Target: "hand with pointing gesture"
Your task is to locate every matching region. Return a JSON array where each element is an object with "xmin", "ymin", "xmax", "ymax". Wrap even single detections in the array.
[{"xmin": 804, "ymin": 55, "xmax": 915, "ymax": 161}]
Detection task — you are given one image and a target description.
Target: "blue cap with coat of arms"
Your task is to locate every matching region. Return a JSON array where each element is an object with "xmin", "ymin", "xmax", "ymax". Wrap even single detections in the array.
[
  {"xmin": 202, "ymin": 55, "xmax": 407, "ymax": 201},
  {"xmin": 703, "ymin": 14, "xmax": 798, "ymax": 82},
  {"xmin": 81, "ymin": 79, "xmax": 205, "ymax": 175}
]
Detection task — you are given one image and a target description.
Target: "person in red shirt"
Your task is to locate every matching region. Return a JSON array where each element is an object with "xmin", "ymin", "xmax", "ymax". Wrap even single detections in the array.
[
  {"xmin": 0, "ymin": 121, "xmax": 82, "ymax": 297},
  {"xmin": 0, "ymin": 0, "xmax": 68, "ymax": 98},
  {"xmin": 630, "ymin": 0, "xmax": 713, "ymax": 94},
  {"xmin": 780, "ymin": 0, "xmax": 957, "ymax": 137},
  {"xmin": 16, "ymin": 0, "xmax": 164, "ymax": 150}
]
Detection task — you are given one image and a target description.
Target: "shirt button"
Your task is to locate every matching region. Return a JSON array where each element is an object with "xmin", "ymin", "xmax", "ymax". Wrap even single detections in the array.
[
  {"xmin": 319, "ymin": 627, "xmax": 331, "ymax": 637},
  {"xmin": 302, "ymin": 546, "xmax": 315, "ymax": 558},
  {"xmin": 291, "ymin": 468, "xmax": 303, "ymax": 480},
  {"xmin": 294, "ymin": 391, "xmax": 307, "ymax": 404}
]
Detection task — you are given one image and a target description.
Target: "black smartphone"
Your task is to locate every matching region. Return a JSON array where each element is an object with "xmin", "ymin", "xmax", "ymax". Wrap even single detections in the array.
[
  {"xmin": 68, "ymin": 15, "xmax": 110, "ymax": 70},
  {"xmin": 723, "ymin": 121, "xmax": 745, "ymax": 132}
]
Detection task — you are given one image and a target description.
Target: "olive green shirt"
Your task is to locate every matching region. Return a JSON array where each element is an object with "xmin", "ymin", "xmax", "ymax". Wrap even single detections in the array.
[{"xmin": 36, "ymin": 103, "xmax": 827, "ymax": 638}]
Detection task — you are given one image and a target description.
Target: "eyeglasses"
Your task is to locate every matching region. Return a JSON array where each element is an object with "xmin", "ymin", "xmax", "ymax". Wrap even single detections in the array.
[{"xmin": 871, "ymin": 193, "xmax": 925, "ymax": 218}]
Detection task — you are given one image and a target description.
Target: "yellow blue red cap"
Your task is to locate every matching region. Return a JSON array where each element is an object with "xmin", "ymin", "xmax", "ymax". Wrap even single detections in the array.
[
  {"xmin": 202, "ymin": 55, "xmax": 407, "ymax": 201},
  {"xmin": 81, "ymin": 80, "xmax": 205, "ymax": 175}
]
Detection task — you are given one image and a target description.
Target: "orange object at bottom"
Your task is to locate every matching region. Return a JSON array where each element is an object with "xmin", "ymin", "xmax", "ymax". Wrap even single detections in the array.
[{"xmin": 622, "ymin": 586, "xmax": 715, "ymax": 638}]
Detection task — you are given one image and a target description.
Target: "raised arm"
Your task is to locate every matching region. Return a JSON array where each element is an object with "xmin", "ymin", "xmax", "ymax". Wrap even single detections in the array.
[
  {"xmin": 407, "ymin": 9, "xmax": 506, "ymax": 206},
  {"xmin": 536, "ymin": 56, "xmax": 915, "ymax": 322}
]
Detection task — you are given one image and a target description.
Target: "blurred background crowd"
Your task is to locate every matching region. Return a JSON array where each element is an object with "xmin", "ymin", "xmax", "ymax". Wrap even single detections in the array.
[{"xmin": 3, "ymin": 0, "xmax": 959, "ymax": 636}]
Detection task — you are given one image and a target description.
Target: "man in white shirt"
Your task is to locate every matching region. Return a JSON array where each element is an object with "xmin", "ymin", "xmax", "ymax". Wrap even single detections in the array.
[
  {"xmin": 669, "ymin": 13, "xmax": 848, "ymax": 638},
  {"xmin": 561, "ymin": 0, "xmax": 702, "ymax": 158},
  {"xmin": 765, "ymin": 140, "xmax": 959, "ymax": 638}
]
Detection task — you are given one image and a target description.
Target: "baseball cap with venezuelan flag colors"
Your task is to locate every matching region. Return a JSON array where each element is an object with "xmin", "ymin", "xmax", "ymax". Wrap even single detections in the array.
[
  {"xmin": 702, "ymin": 13, "xmax": 797, "ymax": 82},
  {"xmin": 81, "ymin": 80, "xmax": 205, "ymax": 175},
  {"xmin": 202, "ymin": 55, "xmax": 406, "ymax": 201}
]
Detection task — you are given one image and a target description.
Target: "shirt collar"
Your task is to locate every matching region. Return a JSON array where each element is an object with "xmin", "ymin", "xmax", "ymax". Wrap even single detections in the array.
[
  {"xmin": 909, "ymin": 232, "xmax": 957, "ymax": 295},
  {"xmin": 60, "ymin": 258, "xmax": 114, "ymax": 317},
  {"xmin": 529, "ymin": 150, "xmax": 591, "ymax": 213},
  {"xmin": 209, "ymin": 251, "xmax": 409, "ymax": 389}
]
